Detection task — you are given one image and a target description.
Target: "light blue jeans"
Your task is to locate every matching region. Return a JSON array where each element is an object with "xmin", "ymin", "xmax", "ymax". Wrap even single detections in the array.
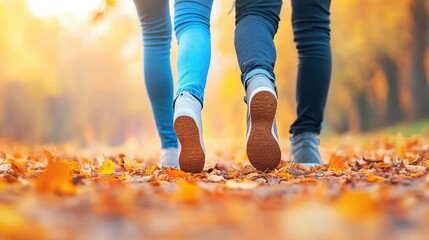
[
  {"xmin": 133, "ymin": 0, "xmax": 178, "ymax": 148},
  {"xmin": 133, "ymin": 0, "xmax": 213, "ymax": 147},
  {"xmin": 174, "ymin": 0, "xmax": 214, "ymax": 107}
]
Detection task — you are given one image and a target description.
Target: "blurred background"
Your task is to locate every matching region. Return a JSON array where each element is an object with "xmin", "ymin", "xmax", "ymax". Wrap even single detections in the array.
[{"xmin": 0, "ymin": 0, "xmax": 428, "ymax": 148}]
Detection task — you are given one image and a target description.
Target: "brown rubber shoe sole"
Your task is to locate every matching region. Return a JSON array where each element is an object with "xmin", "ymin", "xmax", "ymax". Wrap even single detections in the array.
[
  {"xmin": 247, "ymin": 91, "xmax": 281, "ymax": 171},
  {"xmin": 174, "ymin": 116, "xmax": 205, "ymax": 173}
]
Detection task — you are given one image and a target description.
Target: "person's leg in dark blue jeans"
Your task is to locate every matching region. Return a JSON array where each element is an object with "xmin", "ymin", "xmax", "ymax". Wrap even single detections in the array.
[
  {"xmin": 133, "ymin": 0, "xmax": 179, "ymax": 167},
  {"xmin": 235, "ymin": 0, "xmax": 332, "ymax": 166},
  {"xmin": 235, "ymin": 0, "xmax": 283, "ymax": 171},
  {"xmin": 289, "ymin": 0, "xmax": 332, "ymax": 136}
]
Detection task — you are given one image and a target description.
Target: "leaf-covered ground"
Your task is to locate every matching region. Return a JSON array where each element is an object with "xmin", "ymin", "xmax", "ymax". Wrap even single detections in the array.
[{"xmin": 0, "ymin": 134, "xmax": 428, "ymax": 240}]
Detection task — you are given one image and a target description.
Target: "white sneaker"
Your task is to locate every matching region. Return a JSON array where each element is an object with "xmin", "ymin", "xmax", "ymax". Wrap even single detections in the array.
[
  {"xmin": 173, "ymin": 92, "xmax": 205, "ymax": 173},
  {"xmin": 160, "ymin": 148, "xmax": 179, "ymax": 168},
  {"xmin": 245, "ymin": 74, "xmax": 281, "ymax": 171}
]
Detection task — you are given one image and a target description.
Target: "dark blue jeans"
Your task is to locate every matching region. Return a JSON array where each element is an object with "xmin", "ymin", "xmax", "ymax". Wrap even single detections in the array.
[{"xmin": 235, "ymin": 0, "xmax": 332, "ymax": 135}]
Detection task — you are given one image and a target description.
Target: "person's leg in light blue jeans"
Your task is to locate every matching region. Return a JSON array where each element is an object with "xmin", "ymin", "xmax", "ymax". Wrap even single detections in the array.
[
  {"xmin": 174, "ymin": 0, "xmax": 213, "ymax": 105},
  {"xmin": 133, "ymin": 0, "xmax": 178, "ymax": 167},
  {"xmin": 173, "ymin": 0, "xmax": 213, "ymax": 173}
]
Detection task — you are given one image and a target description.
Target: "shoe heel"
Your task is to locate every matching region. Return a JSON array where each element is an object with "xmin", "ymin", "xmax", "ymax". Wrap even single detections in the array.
[
  {"xmin": 247, "ymin": 91, "xmax": 281, "ymax": 171},
  {"xmin": 174, "ymin": 116, "xmax": 205, "ymax": 173}
]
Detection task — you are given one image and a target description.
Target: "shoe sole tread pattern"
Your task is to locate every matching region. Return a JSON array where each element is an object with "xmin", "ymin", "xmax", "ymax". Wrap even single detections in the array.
[
  {"xmin": 247, "ymin": 91, "xmax": 281, "ymax": 171},
  {"xmin": 174, "ymin": 116, "xmax": 205, "ymax": 173}
]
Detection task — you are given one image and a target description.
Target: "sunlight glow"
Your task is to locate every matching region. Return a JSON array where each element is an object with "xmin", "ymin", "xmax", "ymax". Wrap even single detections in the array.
[{"xmin": 27, "ymin": 0, "xmax": 103, "ymax": 18}]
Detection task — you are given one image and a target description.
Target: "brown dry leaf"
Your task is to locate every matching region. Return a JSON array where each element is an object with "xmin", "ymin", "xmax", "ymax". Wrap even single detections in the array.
[
  {"xmin": 98, "ymin": 159, "xmax": 115, "ymax": 175},
  {"xmin": 328, "ymin": 154, "xmax": 349, "ymax": 172},
  {"xmin": 35, "ymin": 161, "xmax": 76, "ymax": 195},
  {"xmin": 404, "ymin": 165, "xmax": 427, "ymax": 175}
]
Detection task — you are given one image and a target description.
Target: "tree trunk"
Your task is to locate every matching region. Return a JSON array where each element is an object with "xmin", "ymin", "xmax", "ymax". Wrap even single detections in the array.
[
  {"xmin": 380, "ymin": 55, "xmax": 404, "ymax": 125},
  {"xmin": 410, "ymin": 0, "xmax": 429, "ymax": 119},
  {"xmin": 357, "ymin": 92, "xmax": 372, "ymax": 131}
]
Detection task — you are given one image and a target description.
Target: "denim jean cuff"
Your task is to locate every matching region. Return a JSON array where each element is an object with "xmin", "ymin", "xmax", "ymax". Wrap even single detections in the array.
[
  {"xmin": 243, "ymin": 68, "xmax": 276, "ymax": 90},
  {"xmin": 162, "ymin": 142, "xmax": 179, "ymax": 149},
  {"xmin": 173, "ymin": 90, "xmax": 204, "ymax": 109}
]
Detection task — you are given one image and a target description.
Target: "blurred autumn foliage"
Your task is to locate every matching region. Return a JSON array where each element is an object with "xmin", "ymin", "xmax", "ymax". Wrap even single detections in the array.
[{"xmin": 0, "ymin": 0, "xmax": 428, "ymax": 146}]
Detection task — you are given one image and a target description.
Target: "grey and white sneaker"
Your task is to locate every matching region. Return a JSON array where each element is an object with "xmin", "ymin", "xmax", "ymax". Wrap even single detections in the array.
[
  {"xmin": 160, "ymin": 148, "xmax": 179, "ymax": 168},
  {"xmin": 173, "ymin": 92, "xmax": 205, "ymax": 173},
  {"xmin": 245, "ymin": 74, "xmax": 281, "ymax": 171},
  {"xmin": 290, "ymin": 132, "xmax": 322, "ymax": 167}
]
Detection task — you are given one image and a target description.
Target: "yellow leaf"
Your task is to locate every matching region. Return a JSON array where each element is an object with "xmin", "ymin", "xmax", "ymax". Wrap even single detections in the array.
[
  {"xmin": 99, "ymin": 159, "xmax": 115, "ymax": 175},
  {"xmin": 425, "ymin": 159, "xmax": 429, "ymax": 168},
  {"xmin": 145, "ymin": 165, "xmax": 157, "ymax": 175},
  {"xmin": 124, "ymin": 159, "xmax": 140, "ymax": 172},
  {"xmin": 35, "ymin": 161, "xmax": 75, "ymax": 195}
]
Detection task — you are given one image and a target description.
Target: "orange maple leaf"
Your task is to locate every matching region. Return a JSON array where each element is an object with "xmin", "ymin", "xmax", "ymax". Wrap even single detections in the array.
[
  {"xmin": 35, "ymin": 161, "xmax": 76, "ymax": 195},
  {"xmin": 328, "ymin": 154, "xmax": 349, "ymax": 172}
]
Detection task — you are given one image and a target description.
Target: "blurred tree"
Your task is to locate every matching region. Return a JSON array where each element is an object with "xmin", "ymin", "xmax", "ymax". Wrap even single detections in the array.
[{"xmin": 410, "ymin": 0, "xmax": 429, "ymax": 119}]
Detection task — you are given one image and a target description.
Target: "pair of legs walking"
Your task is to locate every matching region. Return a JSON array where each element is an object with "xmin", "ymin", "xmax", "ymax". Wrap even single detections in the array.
[{"xmin": 133, "ymin": 0, "xmax": 331, "ymax": 172}]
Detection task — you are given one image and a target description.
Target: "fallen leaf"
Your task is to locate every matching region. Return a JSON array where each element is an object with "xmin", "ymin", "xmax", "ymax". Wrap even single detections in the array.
[
  {"xmin": 63, "ymin": 160, "xmax": 82, "ymax": 173},
  {"xmin": 43, "ymin": 150, "xmax": 56, "ymax": 165},
  {"xmin": 10, "ymin": 160, "xmax": 26, "ymax": 176},
  {"xmin": 365, "ymin": 172, "xmax": 386, "ymax": 183},
  {"xmin": 124, "ymin": 159, "xmax": 140, "ymax": 172},
  {"xmin": 145, "ymin": 165, "xmax": 157, "ymax": 175},
  {"xmin": 404, "ymin": 165, "xmax": 426, "ymax": 175},
  {"xmin": 328, "ymin": 155, "xmax": 349, "ymax": 172},
  {"xmin": 35, "ymin": 161, "xmax": 76, "ymax": 195},
  {"xmin": 207, "ymin": 174, "xmax": 224, "ymax": 182},
  {"xmin": 98, "ymin": 159, "xmax": 115, "ymax": 175},
  {"xmin": 167, "ymin": 168, "xmax": 190, "ymax": 179}
]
